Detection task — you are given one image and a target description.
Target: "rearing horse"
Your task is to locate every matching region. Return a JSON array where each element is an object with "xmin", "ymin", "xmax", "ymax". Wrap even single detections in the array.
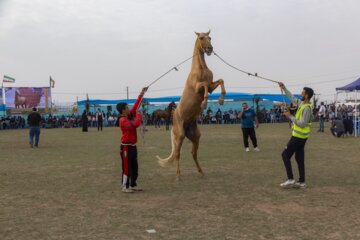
[{"xmin": 157, "ymin": 31, "xmax": 226, "ymax": 179}]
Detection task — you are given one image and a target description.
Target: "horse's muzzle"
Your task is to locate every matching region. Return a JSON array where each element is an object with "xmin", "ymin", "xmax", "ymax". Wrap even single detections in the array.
[{"xmin": 205, "ymin": 47, "xmax": 213, "ymax": 56}]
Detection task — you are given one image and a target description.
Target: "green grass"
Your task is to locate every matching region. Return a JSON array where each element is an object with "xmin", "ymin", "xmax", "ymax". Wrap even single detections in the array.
[{"xmin": 1, "ymin": 124, "xmax": 360, "ymax": 239}]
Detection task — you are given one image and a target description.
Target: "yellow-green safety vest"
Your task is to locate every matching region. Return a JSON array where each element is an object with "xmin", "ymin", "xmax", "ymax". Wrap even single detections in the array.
[{"xmin": 292, "ymin": 103, "xmax": 312, "ymax": 139}]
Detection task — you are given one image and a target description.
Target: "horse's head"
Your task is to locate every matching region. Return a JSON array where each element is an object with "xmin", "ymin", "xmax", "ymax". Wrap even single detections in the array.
[
  {"xmin": 167, "ymin": 101, "xmax": 176, "ymax": 111},
  {"xmin": 195, "ymin": 30, "xmax": 213, "ymax": 56}
]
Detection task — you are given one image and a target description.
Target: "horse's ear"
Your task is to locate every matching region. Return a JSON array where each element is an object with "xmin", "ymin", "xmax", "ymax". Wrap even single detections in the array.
[
  {"xmin": 206, "ymin": 30, "xmax": 211, "ymax": 35},
  {"xmin": 195, "ymin": 32, "xmax": 200, "ymax": 37}
]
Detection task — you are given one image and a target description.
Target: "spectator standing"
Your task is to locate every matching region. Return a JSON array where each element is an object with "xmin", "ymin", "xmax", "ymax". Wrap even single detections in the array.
[
  {"xmin": 96, "ymin": 108, "xmax": 103, "ymax": 131},
  {"xmin": 318, "ymin": 102, "xmax": 326, "ymax": 132},
  {"xmin": 82, "ymin": 110, "xmax": 88, "ymax": 132},
  {"xmin": 238, "ymin": 103, "xmax": 260, "ymax": 152},
  {"xmin": 27, "ymin": 107, "xmax": 42, "ymax": 148}
]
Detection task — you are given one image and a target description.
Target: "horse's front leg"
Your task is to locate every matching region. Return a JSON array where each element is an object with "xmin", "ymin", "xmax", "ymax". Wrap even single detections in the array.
[
  {"xmin": 209, "ymin": 79, "xmax": 226, "ymax": 105},
  {"xmin": 195, "ymin": 82, "xmax": 209, "ymax": 110}
]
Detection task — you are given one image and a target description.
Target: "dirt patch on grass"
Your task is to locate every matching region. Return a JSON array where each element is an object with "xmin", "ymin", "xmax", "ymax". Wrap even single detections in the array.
[
  {"xmin": 316, "ymin": 186, "xmax": 348, "ymax": 194},
  {"xmin": 256, "ymin": 202, "xmax": 325, "ymax": 215}
]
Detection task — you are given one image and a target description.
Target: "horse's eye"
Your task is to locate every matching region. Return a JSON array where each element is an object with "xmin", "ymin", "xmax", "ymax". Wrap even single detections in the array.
[{"xmin": 208, "ymin": 37, "xmax": 211, "ymax": 41}]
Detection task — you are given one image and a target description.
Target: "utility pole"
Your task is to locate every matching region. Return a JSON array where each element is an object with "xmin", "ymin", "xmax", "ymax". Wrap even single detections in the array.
[{"xmin": 126, "ymin": 86, "xmax": 129, "ymax": 100}]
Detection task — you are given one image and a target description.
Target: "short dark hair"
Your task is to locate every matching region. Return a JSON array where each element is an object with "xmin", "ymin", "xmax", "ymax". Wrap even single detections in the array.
[
  {"xmin": 32, "ymin": 107, "xmax": 37, "ymax": 112},
  {"xmin": 303, "ymin": 87, "xmax": 314, "ymax": 100},
  {"xmin": 116, "ymin": 103, "xmax": 127, "ymax": 114}
]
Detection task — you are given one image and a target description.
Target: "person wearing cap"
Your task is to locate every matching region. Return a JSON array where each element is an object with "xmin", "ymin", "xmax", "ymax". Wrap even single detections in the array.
[{"xmin": 27, "ymin": 107, "xmax": 42, "ymax": 148}]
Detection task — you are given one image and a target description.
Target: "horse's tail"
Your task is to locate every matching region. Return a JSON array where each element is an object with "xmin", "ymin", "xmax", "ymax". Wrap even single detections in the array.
[{"xmin": 157, "ymin": 129, "xmax": 176, "ymax": 167}]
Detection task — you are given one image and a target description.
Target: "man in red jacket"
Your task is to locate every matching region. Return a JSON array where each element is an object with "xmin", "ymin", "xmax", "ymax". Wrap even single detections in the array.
[{"xmin": 116, "ymin": 87, "xmax": 148, "ymax": 193}]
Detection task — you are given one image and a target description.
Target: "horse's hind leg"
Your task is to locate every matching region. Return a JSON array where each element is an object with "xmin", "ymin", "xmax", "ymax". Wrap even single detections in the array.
[{"xmin": 186, "ymin": 122, "xmax": 204, "ymax": 176}]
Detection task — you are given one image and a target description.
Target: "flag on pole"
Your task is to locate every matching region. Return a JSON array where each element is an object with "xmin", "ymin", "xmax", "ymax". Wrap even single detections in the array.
[
  {"xmin": 50, "ymin": 76, "xmax": 55, "ymax": 88},
  {"xmin": 3, "ymin": 75, "xmax": 15, "ymax": 83}
]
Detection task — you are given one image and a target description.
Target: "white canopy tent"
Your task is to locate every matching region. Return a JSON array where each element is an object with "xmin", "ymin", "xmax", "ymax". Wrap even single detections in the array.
[{"xmin": 335, "ymin": 78, "xmax": 360, "ymax": 137}]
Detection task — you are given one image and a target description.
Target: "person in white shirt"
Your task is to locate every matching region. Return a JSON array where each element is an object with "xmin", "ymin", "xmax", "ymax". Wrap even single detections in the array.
[
  {"xmin": 96, "ymin": 109, "xmax": 104, "ymax": 131},
  {"xmin": 318, "ymin": 102, "xmax": 326, "ymax": 132}
]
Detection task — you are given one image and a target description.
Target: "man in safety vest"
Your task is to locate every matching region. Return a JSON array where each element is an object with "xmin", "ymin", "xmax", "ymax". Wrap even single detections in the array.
[{"xmin": 278, "ymin": 82, "xmax": 314, "ymax": 189}]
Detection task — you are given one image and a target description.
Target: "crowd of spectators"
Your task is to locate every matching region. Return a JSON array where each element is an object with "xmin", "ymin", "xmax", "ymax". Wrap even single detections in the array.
[
  {"xmin": 311, "ymin": 103, "xmax": 360, "ymax": 122},
  {"xmin": 196, "ymin": 107, "xmax": 289, "ymax": 125},
  {"xmin": 0, "ymin": 111, "xmax": 120, "ymax": 130},
  {"xmin": 0, "ymin": 116, "xmax": 26, "ymax": 130},
  {"xmin": 1, "ymin": 103, "xmax": 359, "ymax": 130}
]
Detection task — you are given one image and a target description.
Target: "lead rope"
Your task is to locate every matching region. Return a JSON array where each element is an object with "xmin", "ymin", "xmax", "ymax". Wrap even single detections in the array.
[
  {"xmin": 146, "ymin": 53, "xmax": 199, "ymax": 88},
  {"xmin": 213, "ymin": 50, "xmax": 288, "ymax": 110},
  {"xmin": 141, "ymin": 53, "xmax": 199, "ymax": 141}
]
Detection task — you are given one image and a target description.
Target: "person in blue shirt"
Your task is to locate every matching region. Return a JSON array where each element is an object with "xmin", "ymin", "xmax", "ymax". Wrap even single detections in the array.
[{"xmin": 238, "ymin": 103, "xmax": 260, "ymax": 152}]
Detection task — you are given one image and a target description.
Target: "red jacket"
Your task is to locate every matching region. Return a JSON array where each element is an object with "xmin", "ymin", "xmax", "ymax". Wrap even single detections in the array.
[{"xmin": 119, "ymin": 94, "xmax": 143, "ymax": 144}]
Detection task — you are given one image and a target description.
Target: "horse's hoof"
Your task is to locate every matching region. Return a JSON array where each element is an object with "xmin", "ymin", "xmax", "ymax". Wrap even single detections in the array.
[
  {"xmin": 198, "ymin": 170, "xmax": 205, "ymax": 177},
  {"xmin": 218, "ymin": 98, "xmax": 224, "ymax": 105}
]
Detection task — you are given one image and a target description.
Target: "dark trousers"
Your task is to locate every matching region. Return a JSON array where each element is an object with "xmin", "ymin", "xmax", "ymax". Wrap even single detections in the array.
[
  {"xmin": 331, "ymin": 128, "xmax": 344, "ymax": 138},
  {"xmin": 82, "ymin": 121, "xmax": 88, "ymax": 132},
  {"xmin": 281, "ymin": 136, "xmax": 307, "ymax": 182},
  {"xmin": 97, "ymin": 120, "xmax": 103, "ymax": 131},
  {"xmin": 120, "ymin": 145, "xmax": 138, "ymax": 188},
  {"xmin": 29, "ymin": 126, "xmax": 40, "ymax": 146},
  {"xmin": 319, "ymin": 116, "xmax": 325, "ymax": 132},
  {"xmin": 242, "ymin": 128, "xmax": 257, "ymax": 148}
]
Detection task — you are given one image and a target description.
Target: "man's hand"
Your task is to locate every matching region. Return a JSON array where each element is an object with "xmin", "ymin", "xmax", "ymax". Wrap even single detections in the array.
[
  {"xmin": 282, "ymin": 111, "xmax": 292, "ymax": 119},
  {"xmin": 255, "ymin": 123, "xmax": 259, "ymax": 128},
  {"xmin": 278, "ymin": 82, "xmax": 285, "ymax": 89},
  {"xmin": 140, "ymin": 87, "xmax": 149, "ymax": 96}
]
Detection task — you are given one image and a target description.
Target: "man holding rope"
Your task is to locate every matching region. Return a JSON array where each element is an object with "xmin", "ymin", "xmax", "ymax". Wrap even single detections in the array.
[
  {"xmin": 116, "ymin": 87, "xmax": 148, "ymax": 193},
  {"xmin": 278, "ymin": 82, "xmax": 314, "ymax": 189}
]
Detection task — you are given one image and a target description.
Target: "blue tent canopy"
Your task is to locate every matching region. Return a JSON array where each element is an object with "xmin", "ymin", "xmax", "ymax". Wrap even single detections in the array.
[
  {"xmin": 78, "ymin": 92, "xmax": 300, "ymax": 106},
  {"xmin": 336, "ymin": 78, "xmax": 360, "ymax": 91}
]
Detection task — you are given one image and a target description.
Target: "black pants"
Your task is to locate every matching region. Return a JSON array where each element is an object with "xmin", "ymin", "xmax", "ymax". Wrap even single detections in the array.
[
  {"xmin": 82, "ymin": 121, "xmax": 88, "ymax": 132},
  {"xmin": 97, "ymin": 120, "xmax": 103, "ymax": 131},
  {"xmin": 281, "ymin": 136, "xmax": 307, "ymax": 182},
  {"xmin": 331, "ymin": 128, "xmax": 344, "ymax": 138},
  {"xmin": 242, "ymin": 128, "xmax": 257, "ymax": 148},
  {"xmin": 120, "ymin": 144, "xmax": 138, "ymax": 188}
]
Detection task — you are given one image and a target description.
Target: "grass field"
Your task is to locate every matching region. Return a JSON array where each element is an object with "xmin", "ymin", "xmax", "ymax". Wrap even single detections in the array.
[{"xmin": 1, "ymin": 123, "xmax": 360, "ymax": 240}]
